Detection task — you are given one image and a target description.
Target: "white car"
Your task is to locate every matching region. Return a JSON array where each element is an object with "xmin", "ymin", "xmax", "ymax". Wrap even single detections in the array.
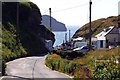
[{"xmin": 73, "ymin": 45, "xmax": 89, "ymax": 52}]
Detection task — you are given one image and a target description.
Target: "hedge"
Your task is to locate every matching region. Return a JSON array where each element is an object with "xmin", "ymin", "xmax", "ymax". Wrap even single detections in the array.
[{"xmin": 53, "ymin": 50, "xmax": 86, "ymax": 60}]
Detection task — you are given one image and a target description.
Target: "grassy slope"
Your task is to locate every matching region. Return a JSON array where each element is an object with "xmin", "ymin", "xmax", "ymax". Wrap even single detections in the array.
[
  {"xmin": 2, "ymin": 24, "xmax": 27, "ymax": 61},
  {"xmin": 73, "ymin": 48, "xmax": 120, "ymax": 70},
  {"xmin": 73, "ymin": 16, "xmax": 118, "ymax": 38},
  {"xmin": 47, "ymin": 47, "xmax": 120, "ymax": 78}
]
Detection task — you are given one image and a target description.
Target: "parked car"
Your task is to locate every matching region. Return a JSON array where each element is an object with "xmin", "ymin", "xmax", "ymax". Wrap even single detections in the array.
[
  {"xmin": 74, "ymin": 42, "xmax": 87, "ymax": 48},
  {"xmin": 73, "ymin": 45, "xmax": 89, "ymax": 52}
]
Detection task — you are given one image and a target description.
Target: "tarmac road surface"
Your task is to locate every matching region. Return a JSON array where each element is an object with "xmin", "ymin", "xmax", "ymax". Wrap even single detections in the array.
[{"xmin": 1, "ymin": 55, "xmax": 73, "ymax": 80}]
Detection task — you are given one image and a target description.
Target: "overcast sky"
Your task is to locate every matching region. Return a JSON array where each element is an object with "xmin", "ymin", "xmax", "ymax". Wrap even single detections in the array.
[{"xmin": 30, "ymin": 0, "xmax": 120, "ymax": 26}]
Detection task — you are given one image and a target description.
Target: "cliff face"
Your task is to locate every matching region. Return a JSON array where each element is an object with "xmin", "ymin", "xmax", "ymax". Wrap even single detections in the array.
[
  {"xmin": 2, "ymin": 2, "xmax": 55, "ymax": 61},
  {"xmin": 42, "ymin": 15, "xmax": 67, "ymax": 32},
  {"xmin": 73, "ymin": 16, "xmax": 118, "ymax": 39}
]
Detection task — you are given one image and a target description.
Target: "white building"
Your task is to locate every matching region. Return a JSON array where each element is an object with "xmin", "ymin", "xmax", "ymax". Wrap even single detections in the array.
[
  {"xmin": 93, "ymin": 26, "xmax": 120, "ymax": 48},
  {"xmin": 72, "ymin": 37, "xmax": 87, "ymax": 48},
  {"xmin": 45, "ymin": 40, "xmax": 53, "ymax": 52}
]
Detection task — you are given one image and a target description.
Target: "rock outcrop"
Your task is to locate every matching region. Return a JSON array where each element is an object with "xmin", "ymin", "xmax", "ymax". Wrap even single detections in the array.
[
  {"xmin": 2, "ymin": 2, "xmax": 55, "ymax": 62},
  {"xmin": 42, "ymin": 15, "xmax": 67, "ymax": 32}
]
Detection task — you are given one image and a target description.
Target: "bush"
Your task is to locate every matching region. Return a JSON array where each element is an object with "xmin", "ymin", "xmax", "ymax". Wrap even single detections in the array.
[
  {"xmin": 2, "ymin": 25, "xmax": 27, "ymax": 75},
  {"xmin": 45, "ymin": 55, "xmax": 90, "ymax": 78},
  {"xmin": 54, "ymin": 50, "xmax": 85, "ymax": 60},
  {"xmin": 2, "ymin": 60, "xmax": 6, "ymax": 76},
  {"xmin": 92, "ymin": 61, "xmax": 120, "ymax": 79}
]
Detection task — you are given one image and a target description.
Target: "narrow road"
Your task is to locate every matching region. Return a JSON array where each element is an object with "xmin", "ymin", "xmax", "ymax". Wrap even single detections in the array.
[{"xmin": 1, "ymin": 55, "xmax": 73, "ymax": 80}]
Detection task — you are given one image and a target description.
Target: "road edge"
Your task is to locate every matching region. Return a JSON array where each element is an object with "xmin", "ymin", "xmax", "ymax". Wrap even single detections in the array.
[{"xmin": 44, "ymin": 55, "xmax": 74, "ymax": 79}]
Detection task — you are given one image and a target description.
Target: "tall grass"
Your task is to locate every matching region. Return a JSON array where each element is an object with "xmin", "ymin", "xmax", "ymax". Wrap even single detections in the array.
[
  {"xmin": 46, "ymin": 47, "xmax": 120, "ymax": 79},
  {"xmin": 73, "ymin": 48, "xmax": 120, "ymax": 70}
]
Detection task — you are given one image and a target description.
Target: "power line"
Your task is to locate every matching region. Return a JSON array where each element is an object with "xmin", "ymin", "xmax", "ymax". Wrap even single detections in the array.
[
  {"xmin": 52, "ymin": 3, "xmax": 88, "ymax": 13},
  {"xmin": 50, "ymin": 0, "xmax": 103, "ymax": 13},
  {"xmin": 41, "ymin": 0, "xmax": 103, "ymax": 14},
  {"xmin": 43, "ymin": 9, "xmax": 49, "ymax": 14}
]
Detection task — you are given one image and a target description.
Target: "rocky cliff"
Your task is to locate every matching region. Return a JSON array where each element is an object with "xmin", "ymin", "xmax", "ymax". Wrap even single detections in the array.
[
  {"xmin": 42, "ymin": 15, "xmax": 67, "ymax": 32},
  {"xmin": 73, "ymin": 16, "xmax": 118, "ymax": 39},
  {"xmin": 2, "ymin": 2, "xmax": 55, "ymax": 62}
]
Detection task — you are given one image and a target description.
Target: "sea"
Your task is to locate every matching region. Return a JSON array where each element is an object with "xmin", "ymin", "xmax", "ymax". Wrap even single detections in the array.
[{"xmin": 53, "ymin": 26, "xmax": 80, "ymax": 47}]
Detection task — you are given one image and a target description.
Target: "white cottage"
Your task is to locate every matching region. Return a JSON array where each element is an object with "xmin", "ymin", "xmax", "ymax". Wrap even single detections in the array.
[
  {"xmin": 45, "ymin": 40, "xmax": 53, "ymax": 52},
  {"xmin": 94, "ymin": 26, "xmax": 120, "ymax": 48}
]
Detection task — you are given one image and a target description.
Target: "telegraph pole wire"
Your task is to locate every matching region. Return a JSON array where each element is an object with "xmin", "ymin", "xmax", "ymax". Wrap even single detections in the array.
[{"xmin": 51, "ymin": 0, "xmax": 102, "ymax": 13}]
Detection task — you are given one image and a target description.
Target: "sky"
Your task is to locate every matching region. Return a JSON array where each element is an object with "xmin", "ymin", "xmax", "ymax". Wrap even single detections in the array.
[{"xmin": 30, "ymin": 0, "xmax": 120, "ymax": 26}]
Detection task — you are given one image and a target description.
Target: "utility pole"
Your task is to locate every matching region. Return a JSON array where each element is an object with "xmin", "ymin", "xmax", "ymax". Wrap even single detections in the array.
[
  {"xmin": 65, "ymin": 33, "xmax": 67, "ymax": 43},
  {"xmin": 119, "ymin": 2, "xmax": 120, "ymax": 32},
  {"xmin": 69, "ymin": 30, "xmax": 71, "ymax": 42},
  {"xmin": 49, "ymin": 8, "xmax": 52, "ymax": 52},
  {"xmin": 49, "ymin": 8, "xmax": 52, "ymax": 31},
  {"xmin": 89, "ymin": 0, "xmax": 92, "ymax": 51},
  {"xmin": 16, "ymin": 2, "xmax": 20, "ymax": 45},
  {"xmin": 118, "ymin": 2, "xmax": 120, "ymax": 46}
]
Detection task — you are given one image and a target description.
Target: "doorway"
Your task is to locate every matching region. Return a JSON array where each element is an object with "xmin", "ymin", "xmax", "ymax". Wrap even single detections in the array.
[{"xmin": 100, "ymin": 40, "xmax": 103, "ymax": 48}]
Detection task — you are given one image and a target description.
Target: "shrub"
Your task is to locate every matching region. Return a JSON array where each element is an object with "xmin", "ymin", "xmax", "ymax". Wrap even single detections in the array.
[
  {"xmin": 2, "ymin": 60, "xmax": 6, "ymax": 76},
  {"xmin": 92, "ymin": 60, "xmax": 120, "ymax": 79},
  {"xmin": 54, "ymin": 50, "xmax": 85, "ymax": 60},
  {"xmin": 45, "ymin": 54, "xmax": 90, "ymax": 78}
]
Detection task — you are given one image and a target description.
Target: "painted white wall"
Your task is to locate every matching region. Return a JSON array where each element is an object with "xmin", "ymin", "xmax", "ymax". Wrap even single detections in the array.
[
  {"xmin": 96, "ymin": 36, "xmax": 106, "ymax": 48},
  {"xmin": 97, "ymin": 36, "xmax": 106, "ymax": 40},
  {"xmin": 97, "ymin": 40, "xmax": 106, "ymax": 48},
  {"xmin": 45, "ymin": 40, "xmax": 53, "ymax": 51},
  {"xmin": 103, "ymin": 40, "xmax": 106, "ymax": 48},
  {"xmin": 97, "ymin": 40, "xmax": 100, "ymax": 48}
]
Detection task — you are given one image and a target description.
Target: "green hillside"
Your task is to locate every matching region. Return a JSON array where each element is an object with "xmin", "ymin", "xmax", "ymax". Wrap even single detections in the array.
[
  {"xmin": 73, "ymin": 16, "xmax": 118, "ymax": 39},
  {"xmin": 1, "ymin": 2, "xmax": 55, "ymax": 75}
]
